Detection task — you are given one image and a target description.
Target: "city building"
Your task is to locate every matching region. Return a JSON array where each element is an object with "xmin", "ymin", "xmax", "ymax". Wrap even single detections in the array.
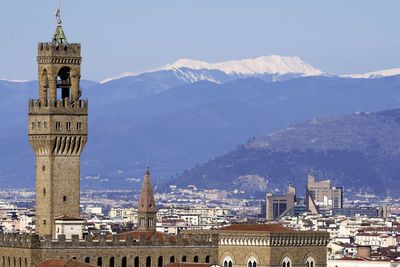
[
  {"xmin": 265, "ymin": 184, "xmax": 296, "ymax": 220},
  {"xmin": 306, "ymin": 173, "xmax": 343, "ymax": 214}
]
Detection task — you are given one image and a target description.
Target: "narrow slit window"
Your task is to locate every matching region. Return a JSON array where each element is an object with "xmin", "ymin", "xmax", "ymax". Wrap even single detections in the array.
[
  {"xmin": 63, "ymin": 196, "xmax": 67, "ymax": 202},
  {"xmin": 38, "ymin": 122, "xmax": 42, "ymax": 129},
  {"xmin": 43, "ymin": 121, "xmax": 48, "ymax": 129},
  {"xmin": 56, "ymin": 121, "xmax": 61, "ymax": 130},
  {"xmin": 66, "ymin": 122, "xmax": 71, "ymax": 130},
  {"xmin": 31, "ymin": 122, "xmax": 35, "ymax": 129},
  {"xmin": 77, "ymin": 122, "xmax": 82, "ymax": 130}
]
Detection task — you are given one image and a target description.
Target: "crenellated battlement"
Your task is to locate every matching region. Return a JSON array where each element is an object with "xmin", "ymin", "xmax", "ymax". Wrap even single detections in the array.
[
  {"xmin": 0, "ymin": 233, "xmax": 219, "ymax": 249},
  {"xmin": 38, "ymin": 42, "xmax": 81, "ymax": 56},
  {"xmin": 29, "ymin": 98, "xmax": 88, "ymax": 115}
]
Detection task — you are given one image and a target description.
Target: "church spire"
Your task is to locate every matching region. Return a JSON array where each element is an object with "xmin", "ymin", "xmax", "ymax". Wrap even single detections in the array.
[{"xmin": 137, "ymin": 166, "xmax": 157, "ymax": 231}]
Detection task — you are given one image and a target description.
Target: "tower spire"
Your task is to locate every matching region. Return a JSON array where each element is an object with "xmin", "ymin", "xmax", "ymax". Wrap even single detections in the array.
[{"xmin": 137, "ymin": 166, "xmax": 157, "ymax": 231}]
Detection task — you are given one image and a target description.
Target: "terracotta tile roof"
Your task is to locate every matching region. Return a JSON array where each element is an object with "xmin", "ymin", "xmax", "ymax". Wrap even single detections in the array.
[
  {"xmin": 217, "ymin": 224, "xmax": 295, "ymax": 233},
  {"xmin": 164, "ymin": 263, "xmax": 214, "ymax": 267},
  {"xmin": 36, "ymin": 259, "xmax": 95, "ymax": 267},
  {"xmin": 332, "ymin": 242, "xmax": 356, "ymax": 248}
]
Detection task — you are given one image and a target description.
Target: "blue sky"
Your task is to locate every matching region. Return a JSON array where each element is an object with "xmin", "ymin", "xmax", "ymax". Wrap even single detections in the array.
[{"xmin": 1, "ymin": 0, "xmax": 400, "ymax": 81}]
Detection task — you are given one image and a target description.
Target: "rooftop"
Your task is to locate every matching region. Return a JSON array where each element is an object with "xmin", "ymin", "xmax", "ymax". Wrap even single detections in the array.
[{"xmin": 36, "ymin": 259, "xmax": 95, "ymax": 267}]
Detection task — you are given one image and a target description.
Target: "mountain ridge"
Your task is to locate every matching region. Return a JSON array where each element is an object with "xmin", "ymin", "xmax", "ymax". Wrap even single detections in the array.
[{"xmin": 169, "ymin": 108, "xmax": 400, "ymax": 197}]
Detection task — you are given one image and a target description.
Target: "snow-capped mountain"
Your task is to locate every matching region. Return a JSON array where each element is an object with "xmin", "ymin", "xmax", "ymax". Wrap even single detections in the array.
[
  {"xmin": 101, "ymin": 55, "xmax": 324, "ymax": 84},
  {"xmin": 160, "ymin": 55, "xmax": 324, "ymax": 76},
  {"xmin": 341, "ymin": 68, "xmax": 400, "ymax": 79}
]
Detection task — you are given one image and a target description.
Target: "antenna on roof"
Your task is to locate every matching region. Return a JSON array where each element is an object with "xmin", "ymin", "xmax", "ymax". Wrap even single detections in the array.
[{"xmin": 55, "ymin": 1, "xmax": 62, "ymax": 25}]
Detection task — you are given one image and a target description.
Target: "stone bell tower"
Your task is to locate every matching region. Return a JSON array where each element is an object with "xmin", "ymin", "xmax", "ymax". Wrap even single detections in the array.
[
  {"xmin": 29, "ymin": 20, "xmax": 87, "ymax": 237},
  {"xmin": 137, "ymin": 166, "xmax": 157, "ymax": 231}
]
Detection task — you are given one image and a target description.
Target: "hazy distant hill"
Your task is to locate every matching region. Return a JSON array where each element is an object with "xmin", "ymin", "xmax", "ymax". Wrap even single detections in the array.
[
  {"xmin": 170, "ymin": 108, "xmax": 400, "ymax": 198},
  {"xmin": 2, "ymin": 67, "xmax": 400, "ymax": 191}
]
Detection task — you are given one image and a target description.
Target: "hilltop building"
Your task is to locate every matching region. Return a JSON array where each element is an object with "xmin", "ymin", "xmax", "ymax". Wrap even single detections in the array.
[
  {"xmin": 0, "ymin": 16, "xmax": 329, "ymax": 267},
  {"xmin": 306, "ymin": 173, "xmax": 343, "ymax": 214}
]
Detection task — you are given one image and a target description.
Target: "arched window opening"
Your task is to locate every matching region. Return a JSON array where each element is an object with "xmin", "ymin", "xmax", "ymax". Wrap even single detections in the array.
[
  {"xmin": 110, "ymin": 257, "xmax": 114, "ymax": 267},
  {"xmin": 223, "ymin": 256, "xmax": 233, "ymax": 267},
  {"xmin": 72, "ymin": 257, "xmax": 77, "ymax": 260},
  {"xmin": 97, "ymin": 257, "xmax": 102, "ymax": 267},
  {"xmin": 13, "ymin": 258, "xmax": 16, "ymax": 267},
  {"xmin": 182, "ymin": 256, "xmax": 187, "ymax": 263},
  {"xmin": 158, "ymin": 256, "xmax": 163, "ymax": 267},
  {"xmin": 57, "ymin": 66, "xmax": 71, "ymax": 100},
  {"xmin": 122, "ymin": 257, "xmax": 127, "ymax": 267},
  {"xmin": 7, "ymin": 257, "xmax": 9, "ymax": 267},
  {"xmin": 146, "ymin": 256, "xmax": 151, "ymax": 267},
  {"xmin": 24, "ymin": 258, "xmax": 27, "ymax": 267},
  {"xmin": 84, "ymin": 258, "xmax": 90, "ymax": 264},
  {"xmin": 170, "ymin": 256, "xmax": 175, "ymax": 263},
  {"xmin": 194, "ymin": 256, "xmax": 199, "ymax": 263},
  {"xmin": 282, "ymin": 257, "xmax": 291, "ymax": 267},
  {"xmin": 205, "ymin": 256, "xmax": 210, "ymax": 264},
  {"xmin": 305, "ymin": 256, "xmax": 314, "ymax": 267},
  {"xmin": 248, "ymin": 256, "xmax": 257, "ymax": 267},
  {"xmin": 19, "ymin": 258, "xmax": 22, "ymax": 267},
  {"xmin": 134, "ymin": 257, "xmax": 139, "ymax": 267}
]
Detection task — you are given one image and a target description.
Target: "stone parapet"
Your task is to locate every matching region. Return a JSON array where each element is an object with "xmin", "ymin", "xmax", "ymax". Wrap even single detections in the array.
[
  {"xmin": 29, "ymin": 99, "xmax": 88, "ymax": 115},
  {"xmin": 0, "ymin": 233, "xmax": 218, "ymax": 249},
  {"xmin": 38, "ymin": 43, "xmax": 81, "ymax": 57},
  {"xmin": 217, "ymin": 231, "xmax": 330, "ymax": 247}
]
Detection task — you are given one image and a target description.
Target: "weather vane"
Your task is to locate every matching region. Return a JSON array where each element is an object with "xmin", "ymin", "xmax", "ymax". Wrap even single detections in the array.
[{"xmin": 55, "ymin": 1, "xmax": 62, "ymax": 24}]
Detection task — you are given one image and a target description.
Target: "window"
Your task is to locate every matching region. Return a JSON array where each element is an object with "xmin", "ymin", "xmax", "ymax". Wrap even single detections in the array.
[
  {"xmin": 43, "ymin": 219, "xmax": 46, "ymax": 225},
  {"xmin": 38, "ymin": 122, "xmax": 42, "ymax": 129},
  {"xmin": 77, "ymin": 122, "xmax": 82, "ymax": 130},
  {"xmin": 42, "ymin": 165, "xmax": 45, "ymax": 171},
  {"xmin": 182, "ymin": 256, "xmax": 187, "ymax": 262},
  {"xmin": 140, "ymin": 218, "xmax": 145, "ymax": 227},
  {"xmin": 248, "ymin": 256, "xmax": 257, "ymax": 267},
  {"xmin": 84, "ymin": 258, "xmax": 90, "ymax": 264},
  {"xmin": 134, "ymin": 257, "xmax": 139, "ymax": 267},
  {"xmin": 146, "ymin": 257, "xmax": 151, "ymax": 267},
  {"xmin": 224, "ymin": 256, "xmax": 233, "ymax": 267},
  {"xmin": 148, "ymin": 218, "xmax": 153, "ymax": 227},
  {"xmin": 282, "ymin": 257, "xmax": 291, "ymax": 267},
  {"xmin": 122, "ymin": 257, "xmax": 127, "ymax": 267},
  {"xmin": 56, "ymin": 121, "xmax": 61, "ymax": 130},
  {"xmin": 31, "ymin": 122, "xmax": 35, "ymax": 129},
  {"xmin": 194, "ymin": 256, "xmax": 199, "ymax": 263},
  {"xmin": 63, "ymin": 196, "xmax": 67, "ymax": 202},
  {"xmin": 66, "ymin": 122, "xmax": 71, "ymax": 130},
  {"xmin": 205, "ymin": 256, "xmax": 210, "ymax": 263},
  {"xmin": 158, "ymin": 256, "xmax": 163, "ymax": 267},
  {"xmin": 170, "ymin": 256, "xmax": 175, "ymax": 263},
  {"xmin": 109, "ymin": 257, "xmax": 114, "ymax": 267},
  {"xmin": 43, "ymin": 188, "xmax": 46, "ymax": 196},
  {"xmin": 44, "ymin": 121, "xmax": 48, "ymax": 129},
  {"xmin": 305, "ymin": 257, "xmax": 314, "ymax": 267},
  {"xmin": 97, "ymin": 257, "xmax": 102, "ymax": 267}
]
